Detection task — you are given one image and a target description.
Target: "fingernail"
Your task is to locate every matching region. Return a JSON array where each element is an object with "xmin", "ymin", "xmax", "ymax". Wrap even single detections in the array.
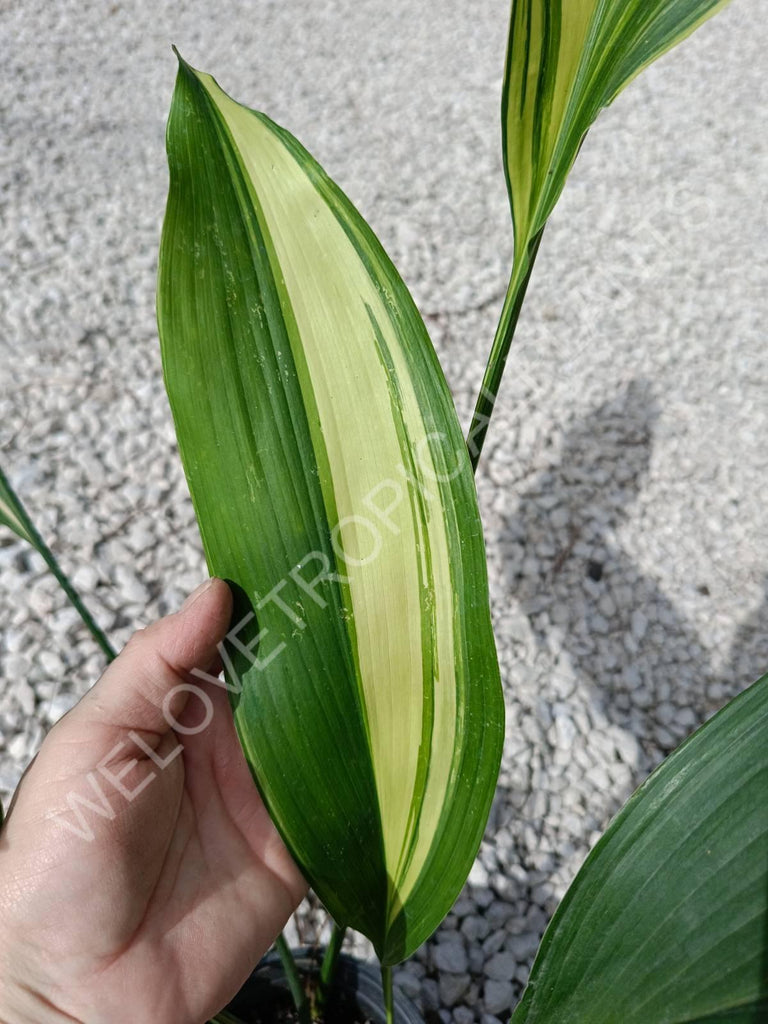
[{"xmin": 181, "ymin": 578, "xmax": 215, "ymax": 611}]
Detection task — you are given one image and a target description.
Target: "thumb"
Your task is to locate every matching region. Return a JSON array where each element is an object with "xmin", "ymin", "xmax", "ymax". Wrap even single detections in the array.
[
  {"xmin": 74, "ymin": 577, "xmax": 233, "ymax": 738},
  {"xmin": 1, "ymin": 578, "xmax": 233, "ymax": 841}
]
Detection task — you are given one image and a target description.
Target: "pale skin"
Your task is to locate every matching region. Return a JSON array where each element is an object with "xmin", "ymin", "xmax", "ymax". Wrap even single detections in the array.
[{"xmin": 0, "ymin": 578, "xmax": 307, "ymax": 1024}]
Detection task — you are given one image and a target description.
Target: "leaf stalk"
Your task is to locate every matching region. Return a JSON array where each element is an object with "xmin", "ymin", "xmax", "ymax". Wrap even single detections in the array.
[
  {"xmin": 275, "ymin": 933, "xmax": 311, "ymax": 1024},
  {"xmin": 382, "ymin": 964, "xmax": 394, "ymax": 1024},
  {"xmin": 467, "ymin": 226, "xmax": 545, "ymax": 473},
  {"xmin": 317, "ymin": 921, "xmax": 346, "ymax": 1013}
]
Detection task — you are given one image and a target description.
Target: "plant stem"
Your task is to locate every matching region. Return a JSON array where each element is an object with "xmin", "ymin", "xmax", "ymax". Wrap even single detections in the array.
[
  {"xmin": 466, "ymin": 226, "xmax": 545, "ymax": 474},
  {"xmin": 317, "ymin": 921, "xmax": 346, "ymax": 1012},
  {"xmin": 31, "ymin": 527, "xmax": 116, "ymax": 661},
  {"xmin": 0, "ymin": 468, "xmax": 116, "ymax": 662},
  {"xmin": 275, "ymin": 933, "xmax": 310, "ymax": 1024},
  {"xmin": 382, "ymin": 964, "xmax": 394, "ymax": 1024},
  {"xmin": 208, "ymin": 1013, "xmax": 248, "ymax": 1024}
]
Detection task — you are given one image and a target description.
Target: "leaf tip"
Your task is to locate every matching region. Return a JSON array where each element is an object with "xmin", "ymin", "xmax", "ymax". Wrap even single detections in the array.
[{"xmin": 171, "ymin": 45, "xmax": 197, "ymax": 80}]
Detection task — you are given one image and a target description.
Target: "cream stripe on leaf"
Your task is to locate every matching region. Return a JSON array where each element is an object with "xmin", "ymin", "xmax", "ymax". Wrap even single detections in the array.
[
  {"xmin": 504, "ymin": 0, "xmax": 732, "ymax": 250},
  {"xmin": 469, "ymin": 0, "xmax": 732, "ymax": 465},
  {"xmin": 157, "ymin": 57, "xmax": 504, "ymax": 965}
]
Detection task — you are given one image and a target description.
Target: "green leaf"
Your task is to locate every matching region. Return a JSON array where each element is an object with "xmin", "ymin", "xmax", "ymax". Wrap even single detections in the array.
[
  {"xmin": 511, "ymin": 673, "xmax": 768, "ymax": 1024},
  {"xmin": 503, "ymin": 0, "xmax": 730, "ymax": 263},
  {"xmin": 468, "ymin": 0, "xmax": 732, "ymax": 464},
  {"xmin": 0, "ymin": 465, "xmax": 36, "ymax": 546},
  {"xmin": 157, "ymin": 56, "xmax": 504, "ymax": 965}
]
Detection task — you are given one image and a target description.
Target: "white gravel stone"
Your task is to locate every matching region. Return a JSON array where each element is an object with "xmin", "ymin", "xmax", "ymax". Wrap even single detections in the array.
[
  {"xmin": 468, "ymin": 946, "xmax": 485, "ymax": 974},
  {"xmin": 394, "ymin": 971, "xmax": 421, "ymax": 1001},
  {"xmin": 473, "ymin": 887, "xmax": 495, "ymax": 910},
  {"xmin": 0, "ymin": 766, "xmax": 21, "ymax": 794},
  {"xmin": 631, "ymin": 609, "xmax": 648, "ymax": 640},
  {"xmin": 452, "ymin": 897, "xmax": 475, "ymax": 918},
  {"xmin": 484, "ymin": 953, "xmax": 516, "ymax": 982},
  {"xmin": 506, "ymin": 933, "xmax": 540, "ymax": 961},
  {"xmin": 482, "ymin": 930, "xmax": 506, "ymax": 956},
  {"xmin": 656, "ymin": 702, "xmax": 676, "ymax": 726},
  {"xmin": 468, "ymin": 860, "xmax": 489, "ymax": 888},
  {"xmin": 421, "ymin": 979, "xmax": 440, "ymax": 1012},
  {"xmin": 611, "ymin": 727, "xmax": 641, "ymax": 767},
  {"xmin": 13, "ymin": 680, "xmax": 36, "ymax": 717},
  {"xmin": 483, "ymin": 980, "xmax": 515, "ymax": 1016},
  {"xmin": 38, "ymin": 650, "xmax": 65, "ymax": 677},
  {"xmin": 5, "ymin": 654, "xmax": 31, "ymax": 682},
  {"xmin": 461, "ymin": 915, "xmax": 490, "ymax": 943},
  {"xmin": 439, "ymin": 973, "xmax": 471, "ymax": 1007},
  {"xmin": 453, "ymin": 1007, "xmax": 475, "ymax": 1024},
  {"xmin": 551, "ymin": 713, "xmax": 577, "ymax": 752},
  {"xmin": 8, "ymin": 732, "xmax": 30, "ymax": 761},
  {"xmin": 486, "ymin": 900, "xmax": 514, "ymax": 928},
  {"xmin": 433, "ymin": 939, "xmax": 469, "ymax": 975},
  {"xmin": 45, "ymin": 692, "xmax": 79, "ymax": 723},
  {"xmin": 71, "ymin": 565, "xmax": 100, "ymax": 592}
]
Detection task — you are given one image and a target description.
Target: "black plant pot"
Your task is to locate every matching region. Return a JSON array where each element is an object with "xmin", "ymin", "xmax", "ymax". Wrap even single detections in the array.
[{"xmin": 224, "ymin": 946, "xmax": 424, "ymax": 1024}]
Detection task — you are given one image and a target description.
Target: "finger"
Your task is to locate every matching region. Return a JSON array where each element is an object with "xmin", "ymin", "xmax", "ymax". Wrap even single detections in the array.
[{"xmin": 73, "ymin": 577, "xmax": 233, "ymax": 738}]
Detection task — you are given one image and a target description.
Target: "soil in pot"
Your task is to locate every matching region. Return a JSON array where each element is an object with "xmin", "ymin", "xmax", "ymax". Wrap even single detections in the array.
[{"xmin": 224, "ymin": 948, "xmax": 423, "ymax": 1024}]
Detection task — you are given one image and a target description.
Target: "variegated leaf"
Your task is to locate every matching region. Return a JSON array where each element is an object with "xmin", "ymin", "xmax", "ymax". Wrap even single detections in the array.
[
  {"xmin": 470, "ymin": 0, "xmax": 732, "ymax": 463},
  {"xmin": 504, "ymin": 0, "xmax": 731, "ymax": 263},
  {"xmin": 157, "ymin": 57, "xmax": 504, "ymax": 965}
]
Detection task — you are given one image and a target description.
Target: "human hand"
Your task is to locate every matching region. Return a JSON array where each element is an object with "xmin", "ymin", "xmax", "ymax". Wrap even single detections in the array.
[{"xmin": 0, "ymin": 578, "xmax": 307, "ymax": 1024}]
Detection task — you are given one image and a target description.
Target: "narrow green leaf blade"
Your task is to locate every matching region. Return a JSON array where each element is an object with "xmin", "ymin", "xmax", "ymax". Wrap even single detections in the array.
[
  {"xmin": 0, "ymin": 465, "xmax": 115, "ymax": 660},
  {"xmin": 511, "ymin": 674, "xmax": 768, "ymax": 1024},
  {"xmin": 157, "ymin": 57, "xmax": 504, "ymax": 965}
]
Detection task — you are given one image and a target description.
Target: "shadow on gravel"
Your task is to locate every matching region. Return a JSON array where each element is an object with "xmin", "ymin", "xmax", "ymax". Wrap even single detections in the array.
[
  {"xmin": 505, "ymin": 377, "xmax": 768, "ymax": 772},
  {"xmin": 723, "ymin": 572, "xmax": 768, "ymax": 696},
  {"xmin": 486, "ymin": 377, "xmax": 768, "ymax": 1017}
]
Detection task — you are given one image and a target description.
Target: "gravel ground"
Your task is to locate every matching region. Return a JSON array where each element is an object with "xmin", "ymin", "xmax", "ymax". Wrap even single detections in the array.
[{"xmin": 2, "ymin": 0, "xmax": 767, "ymax": 1020}]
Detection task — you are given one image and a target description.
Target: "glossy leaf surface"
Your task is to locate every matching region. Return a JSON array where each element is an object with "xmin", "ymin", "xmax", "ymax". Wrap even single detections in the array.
[
  {"xmin": 157, "ymin": 57, "xmax": 504, "ymax": 965},
  {"xmin": 511, "ymin": 674, "xmax": 768, "ymax": 1024}
]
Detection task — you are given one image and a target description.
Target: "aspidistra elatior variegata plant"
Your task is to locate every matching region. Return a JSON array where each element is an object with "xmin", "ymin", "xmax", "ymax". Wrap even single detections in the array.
[{"xmin": 157, "ymin": 56, "xmax": 504, "ymax": 965}]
